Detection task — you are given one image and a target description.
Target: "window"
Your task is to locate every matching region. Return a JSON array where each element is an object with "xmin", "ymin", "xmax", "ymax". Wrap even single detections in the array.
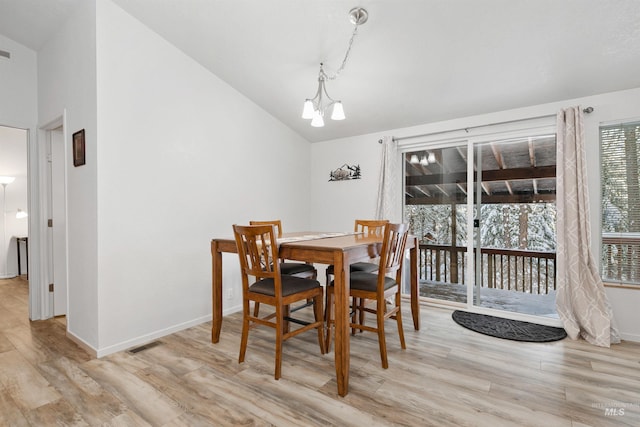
[{"xmin": 601, "ymin": 120, "xmax": 640, "ymax": 284}]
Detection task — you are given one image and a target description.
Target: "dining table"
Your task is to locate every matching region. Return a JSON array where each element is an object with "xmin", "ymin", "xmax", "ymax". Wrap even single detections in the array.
[{"xmin": 210, "ymin": 231, "xmax": 420, "ymax": 397}]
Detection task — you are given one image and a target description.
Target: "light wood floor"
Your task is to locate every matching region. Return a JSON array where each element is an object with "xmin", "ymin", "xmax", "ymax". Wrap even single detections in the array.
[{"xmin": 1, "ymin": 276, "xmax": 639, "ymax": 426}]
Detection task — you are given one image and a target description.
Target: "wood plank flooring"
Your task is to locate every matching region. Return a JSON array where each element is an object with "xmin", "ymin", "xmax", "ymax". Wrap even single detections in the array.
[{"xmin": 1, "ymin": 275, "xmax": 639, "ymax": 426}]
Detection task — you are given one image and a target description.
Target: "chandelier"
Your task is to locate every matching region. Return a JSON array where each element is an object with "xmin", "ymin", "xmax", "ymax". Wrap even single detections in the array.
[
  {"xmin": 301, "ymin": 7, "xmax": 368, "ymax": 127},
  {"xmin": 409, "ymin": 152, "xmax": 437, "ymax": 166}
]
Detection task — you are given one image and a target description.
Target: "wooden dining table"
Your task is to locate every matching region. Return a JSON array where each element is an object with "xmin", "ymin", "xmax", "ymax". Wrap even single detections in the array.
[{"xmin": 210, "ymin": 231, "xmax": 420, "ymax": 397}]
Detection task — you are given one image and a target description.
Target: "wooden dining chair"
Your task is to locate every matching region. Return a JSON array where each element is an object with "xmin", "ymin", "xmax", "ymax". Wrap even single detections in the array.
[
  {"xmin": 324, "ymin": 219, "xmax": 389, "ymax": 285},
  {"xmin": 325, "ymin": 222, "xmax": 409, "ymax": 369},
  {"xmin": 250, "ymin": 220, "xmax": 317, "ymax": 318},
  {"xmin": 325, "ymin": 219, "xmax": 389, "ymax": 332},
  {"xmin": 233, "ymin": 224, "xmax": 326, "ymax": 380},
  {"xmin": 250, "ymin": 220, "xmax": 317, "ymax": 279}
]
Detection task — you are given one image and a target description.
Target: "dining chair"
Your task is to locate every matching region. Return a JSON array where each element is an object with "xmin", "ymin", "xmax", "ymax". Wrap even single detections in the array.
[
  {"xmin": 249, "ymin": 220, "xmax": 317, "ymax": 279},
  {"xmin": 325, "ymin": 219, "xmax": 389, "ymax": 332},
  {"xmin": 324, "ymin": 219, "xmax": 389, "ymax": 285},
  {"xmin": 325, "ymin": 222, "xmax": 409, "ymax": 369},
  {"xmin": 233, "ymin": 224, "xmax": 326, "ymax": 380},
  {"xmin": 249, "ymin": 220, "xmax": 317, "ymax": 318}
]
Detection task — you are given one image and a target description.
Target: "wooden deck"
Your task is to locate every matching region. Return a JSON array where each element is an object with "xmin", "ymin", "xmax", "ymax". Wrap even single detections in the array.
[{"xmin": 419, "ymin": 280, "xmax": 558, "ymax": 318}]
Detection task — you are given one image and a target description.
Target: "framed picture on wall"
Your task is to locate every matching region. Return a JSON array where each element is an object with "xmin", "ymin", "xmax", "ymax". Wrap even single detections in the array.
[{"xmin": 73, "ymin": 129, "xmax": 86, "ymax": 167}]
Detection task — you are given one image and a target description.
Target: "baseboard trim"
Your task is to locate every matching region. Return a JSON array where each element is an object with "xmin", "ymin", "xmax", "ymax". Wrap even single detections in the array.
[
  {"xmin": 69, "ymin": 303, "xmax": 244, "ymax": 359},
  {"xmin": 619, "ymin": 331, "xmax": 640, "ymax": 343},
  {"xmin": 66, "ymin": 330, "xmax": 98, "ymax": 358},
  {"xmin": 95, "ymin": 314, "xmax": 212, "ymax": 358}
]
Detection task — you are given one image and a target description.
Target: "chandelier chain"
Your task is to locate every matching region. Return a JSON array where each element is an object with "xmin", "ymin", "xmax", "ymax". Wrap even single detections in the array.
[
  {"xmin": 321, "ymin": 25, "xmax": 359, "ymax": 81},
  {"xmin": 302, "ymin": 7, "xmax": 368, "ymax": 127}
]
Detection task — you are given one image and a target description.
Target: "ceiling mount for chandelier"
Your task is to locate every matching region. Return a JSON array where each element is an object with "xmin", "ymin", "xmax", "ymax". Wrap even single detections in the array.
[{"xmin": 301, "ymin": 7, "xmax": 368, "ymax": 128}]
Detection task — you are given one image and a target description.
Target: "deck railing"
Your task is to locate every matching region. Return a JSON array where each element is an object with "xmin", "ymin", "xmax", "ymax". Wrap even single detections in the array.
[
  {"xmin": 602, "ymin": 233, "xmax": 640, "ymax": 285},
  {"xmin": 419, "ymin": 243, "xmax": 557, "ymax": 294}
]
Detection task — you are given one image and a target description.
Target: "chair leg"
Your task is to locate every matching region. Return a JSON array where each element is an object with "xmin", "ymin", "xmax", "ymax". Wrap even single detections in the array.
[
  {"xmin": 239, "ymin": 301, "xmax": 251, "ymax": 363},
  {"xmin": 377, "ymin": 297, "xmax": 388, "ymax": 369},
  {"xmin": 351, "ymin": 296, "xmax": 359, "ymax": 335},
  {"xmin": 283, "ymin": 305, "xmax": 290, "ymax": 334},
  {"xmin": 314, "ymin": 294, "xmax": 326, "ymax": 354},
  {"xmin": 325, "ymin": 288, "xmax": 333, "ymax": 352},
  {"xmin": 253, "ymin": 302, "xmax": 260, "ymax": 317},
  {"xmin": 358, "ymin": 298, "xmax": 365, "ymax": 332},
  {"xmin": 275, "ymin": 306, "xmax": 283, "ymax": 380},
  {"xmin": 395, "ymin": 291, "xmax": 406, "ymax": 350},
  {"xmin": 324, "ymin": 270, "xmax": 331, "ymax": 318}
]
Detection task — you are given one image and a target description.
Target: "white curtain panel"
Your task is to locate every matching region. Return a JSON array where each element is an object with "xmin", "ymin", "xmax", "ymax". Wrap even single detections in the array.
[
  {"xmin": 556, "ymin": 106, "xmax": 620, "ymax": 347},
  {"xmin": 375, "ymin": 136, "xmax": 401, "ymax": 222}
]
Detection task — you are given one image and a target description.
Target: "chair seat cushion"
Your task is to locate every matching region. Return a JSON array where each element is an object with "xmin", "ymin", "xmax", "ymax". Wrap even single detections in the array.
[
  {"xmin": 330, "ymin": 271, "xmax": 397, "ymax": 293},
  {"xmin": 326, "ymin": 262, "xmax": 379, "ymax": 275},
  {"xmin": 250, "ymin": 275, "xmax": 321, "ymax": 297},
  {"xmin": 279, "ymin": 262, "xmax": 316, "ymax": 276}
]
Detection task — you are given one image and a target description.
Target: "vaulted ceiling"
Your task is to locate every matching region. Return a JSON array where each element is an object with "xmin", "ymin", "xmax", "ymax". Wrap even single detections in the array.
[{"xmin": 2, "ymin": 0, "xmax": 640, "ymax": 142}]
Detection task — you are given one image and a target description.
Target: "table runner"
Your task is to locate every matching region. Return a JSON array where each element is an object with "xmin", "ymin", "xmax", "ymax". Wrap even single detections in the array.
[{"xmin": 276, "ymin": 231, "xmax": 360, "ymax": 245}]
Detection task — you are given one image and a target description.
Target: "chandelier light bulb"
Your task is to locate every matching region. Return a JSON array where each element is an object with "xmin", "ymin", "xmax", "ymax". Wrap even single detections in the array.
[
  {"xmin": 420, "ymin": 156, "xmax": 429, "ymax": 166},
  {"xmin": 331, "ymin": 102, "xmax": 345, "ymax": 120},
  {"xmin": 311, "ymin": 110, "xmax": 325, "ymax": 127},
  {"xmin": 409, "ymin": 155, "xmax": 419, "ymax": 164},
  {"xmin": 428, "ymin": 152, "xmax": 436, "ymax": 163},
  {"xmin": 16, "ymin": 209, "xmax": 28, "ymax": 219},
  {"xmin": 302, "ymin": 100, "xmax": 314, "ymax": 119}
]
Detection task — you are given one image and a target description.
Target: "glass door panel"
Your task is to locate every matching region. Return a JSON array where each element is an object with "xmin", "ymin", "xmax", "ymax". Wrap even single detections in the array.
[
  {"xmin": 472, "ymin": 135, "xmax": 558, "ymax": 318},
  {"xmin": 404, "ymin": 144, "xmax": 468, "ymax": 304}
]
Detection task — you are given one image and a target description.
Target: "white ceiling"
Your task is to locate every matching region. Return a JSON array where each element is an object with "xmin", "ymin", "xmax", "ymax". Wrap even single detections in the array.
[{"xmin": 2, "ymin": 0, "xmax": 640, "ymax": 142}]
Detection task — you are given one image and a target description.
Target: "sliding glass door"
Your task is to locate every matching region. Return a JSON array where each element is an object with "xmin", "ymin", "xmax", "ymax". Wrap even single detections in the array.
[
  {"xmin": 404, "ymin": 131, "xmax": 558, "ymax": 319},
  {"xmin": 404, "ymin": 143, "xmax": 468, "ymax": 305},
  {"xmin": 472, "ymin": 135, "xmax": 558, "ymax": 317}
]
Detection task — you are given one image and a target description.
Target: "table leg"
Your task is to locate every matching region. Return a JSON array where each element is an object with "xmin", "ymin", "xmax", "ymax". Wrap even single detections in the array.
[
  {"xmin": 410, "ymin": 236, "xmax": 420, "ymax": 330},
  {"xmin": 211, "ymin": 240, "xmax": 223, "ymax": 343},
  {"xmin": 333, "ymin": 251, "xmax": 350, "ymax": 397}
]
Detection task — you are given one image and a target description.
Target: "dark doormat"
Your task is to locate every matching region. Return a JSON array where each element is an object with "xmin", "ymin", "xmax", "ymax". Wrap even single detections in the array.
[{"xmin": 452, "ymin": 310, "xmax": 567, "ymax": 342}]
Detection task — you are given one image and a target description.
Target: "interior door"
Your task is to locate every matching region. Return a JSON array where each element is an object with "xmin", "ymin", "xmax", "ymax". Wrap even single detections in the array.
[{"xmin": 48, "ymin": 127, "xmax": 68, "ymax": 316}]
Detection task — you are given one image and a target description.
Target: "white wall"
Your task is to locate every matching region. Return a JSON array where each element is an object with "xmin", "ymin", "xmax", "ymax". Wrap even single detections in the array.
[
  {"xmin": 310, "ymin": 87, "xmax": 640, "ymax": 342},
  {"xmin": 0, "ymin": 35, "xmax": 37, "ymax": 127},
  {"xmin": 310, "ymin": 134, "xmax": 383, "ymax": 232},
  {"xmin": 0, "ymin": 33, "xmax": 39, "ymax": 316},
  {"xmin": 38, "ymin": 0, "xmax": 99, "ymax": 346},
  {"xmin": 94, "ymin": 0, "xmax": 311, "ymax": 355}
]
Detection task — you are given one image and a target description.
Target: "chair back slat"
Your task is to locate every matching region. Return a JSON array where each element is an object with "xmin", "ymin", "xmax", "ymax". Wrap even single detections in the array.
[
  {"xmin": 249, "ymin": 220, "xmax": 283, "ymax": 238},
  {"xmin": 354, "ymin": 219, "xmax": 389, "ymax": 237},
  {"xmin": 233, "ymin": 224, "xmax": 279, "ymax": 280},
  {"xmin": 378, "ymin": 223, "xmax": 409, "ymax": 279}
]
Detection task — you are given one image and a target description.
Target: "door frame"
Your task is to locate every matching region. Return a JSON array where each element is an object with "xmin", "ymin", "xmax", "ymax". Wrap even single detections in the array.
[
  {"xmin": 32, "ymin": 111, "xmax": 69, "ymax": 320},
  {"xmin": 400, "ymin": 123, "xmax": 563, "ymax": 327},
  {"xmin": 464, "ymin": 127, "xmax": 561, "ymax": 326}
]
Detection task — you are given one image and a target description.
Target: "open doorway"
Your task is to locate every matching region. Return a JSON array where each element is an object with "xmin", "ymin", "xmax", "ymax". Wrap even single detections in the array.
[
  {"xmin": 1, "ymin": 116, "xmax": 70, "ymax": 322},
  {"xmin": 0, "ymin": 125, "xmax": 29, "ymax": 280}
]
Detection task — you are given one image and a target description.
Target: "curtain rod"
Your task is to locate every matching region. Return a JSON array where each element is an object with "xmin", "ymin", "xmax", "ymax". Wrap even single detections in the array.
[{"xmin": 378, "ymin": 106, "xmax": 594, "ymax": 143}]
